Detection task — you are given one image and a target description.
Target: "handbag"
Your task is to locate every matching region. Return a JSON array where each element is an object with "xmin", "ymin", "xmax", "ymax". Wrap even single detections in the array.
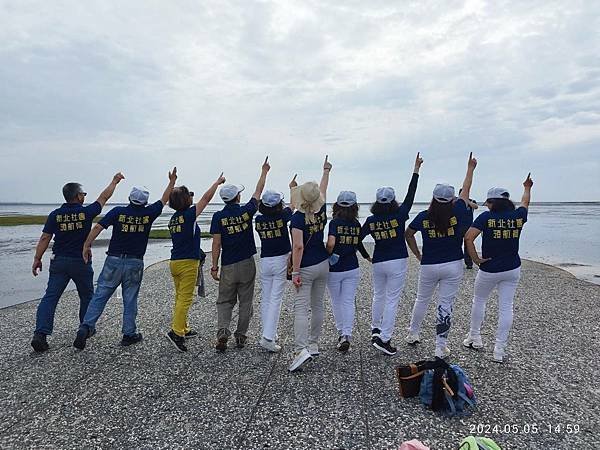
[{"xmin": 396, "ymin": 361, "xmax": 428, "ymax": 398}]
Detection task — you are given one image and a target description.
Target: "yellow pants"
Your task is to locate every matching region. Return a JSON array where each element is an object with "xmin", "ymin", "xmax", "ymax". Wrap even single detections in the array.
[{"xmin": 170, "ymin": 259, "xmax": 200, "ymax": 337}]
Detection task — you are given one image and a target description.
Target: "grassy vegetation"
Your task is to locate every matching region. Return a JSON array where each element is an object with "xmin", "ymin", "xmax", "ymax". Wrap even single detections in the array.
[{"xmin": 0, "ymin": 216, "xmax": 212, "ymax": 239}]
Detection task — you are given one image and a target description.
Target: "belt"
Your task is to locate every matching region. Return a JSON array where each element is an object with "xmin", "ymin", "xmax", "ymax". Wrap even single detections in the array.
[{"xmin": 106, "ymin": 252, "xmax": 144, "ymax": 260}]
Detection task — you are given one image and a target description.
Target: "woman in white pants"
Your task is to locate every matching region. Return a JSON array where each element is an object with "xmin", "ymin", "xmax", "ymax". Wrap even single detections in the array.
[
  {"xmin": 463, "ymin": 173, "xmax": 533, "ymax": 363},
  {"xmin": 254, "ymin": 177, "xmax": 297, "ymax": 353},
  {"xmin": 326, "ymin": 191, "xmax": 371, "ymax": 352},
  {"xmin": 360, "ymin": 153, "xmax": 423, "ymax": 356},
  {"xmin": 404, "ymin": 153, "xmax": 478, "ymax": 359},
  {"xmin": 288, "ymin": 156, "xmax": 332, "ymax": 372}
]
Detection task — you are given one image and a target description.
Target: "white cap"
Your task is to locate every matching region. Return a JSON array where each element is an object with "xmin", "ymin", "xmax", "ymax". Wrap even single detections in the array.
[
  {"xmin": 376, "ymin": 187, "xmax": 395, "ymax": 204},
  {"xmin": 261, "ymin": 190, "xmax": 284, "ymax": 207},
  {"xmin": 486, "ymin": 187, "xmax": 510, "ymax": 200},
  {"xmin": 433, "ymin": 184, "xmax": 455, "ymax": 203},
  {"xmin": 129, "ymin": 187, "xmax": 149, "ymax": 206},
  {"xmin": 219, "ymin": 184, "xmax": 245, "ymax": 202},
  {"xmin": 336, "ymin": 191, "xmax": 357, "ymax": 207}
]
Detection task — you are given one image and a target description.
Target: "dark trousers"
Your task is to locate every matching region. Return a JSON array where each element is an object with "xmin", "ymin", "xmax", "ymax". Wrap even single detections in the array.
[
  {"xmin": 35, "ymin": 256, "xmax": 94, "ymax": 335},
  {"xmin": 216, "ymin": 257, "xmax": 256, "ymax": 336}
]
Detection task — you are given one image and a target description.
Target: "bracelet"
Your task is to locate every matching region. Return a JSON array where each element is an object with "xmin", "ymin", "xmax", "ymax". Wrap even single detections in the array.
[{"xmin": 291, "ymin": 272, "xmax": 300, "ymax": 276}]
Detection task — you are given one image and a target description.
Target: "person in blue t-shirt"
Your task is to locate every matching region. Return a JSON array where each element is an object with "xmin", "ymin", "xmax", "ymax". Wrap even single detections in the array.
[
  {"xmin": 463, "ymin": 174, "xmax": 534, "ymax": 363},
  {"xmin": 405, "ymin": 153, "xmax": 478, "ymax": 359},
  {"xmin": 326, "ymin": 191, "xmax": 371, "ymax": 353},
  {"xmin": 255, "ymin": 179, "xmax": 297, "ymax": 353},
  {"xmin": 360, "ymin": 153, "xmax": 423, "ymax": 357},
  {"xmin": 164, "ymin": 173, "xmax": 226, "ymax": 353},
  {"xmin": 73, "ymin": 168, "xmax": 177, "ymax": 351},
  {"xmin": 30, "ymin": 173, "xmax": 124, "ymax": 352},
  {"xmin": 458, "ymin": 188, "xmax": 479, "ymax": 269},
  {"xmin": 288, "ymin": 156, "xmax": 332, "ymax": 372},
  {"xmin": 210, "ymin": 157, "xmax": 270, "ymax": 352}
]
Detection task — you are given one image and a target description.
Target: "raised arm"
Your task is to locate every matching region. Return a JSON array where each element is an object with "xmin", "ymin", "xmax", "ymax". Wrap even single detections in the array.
[
  {"xmin": 196, "ymin": 173, "xmax": 226, "ymax": 217},
  {"xmin": 82, "ymin": 223, "xmax": 105, "ymax": 263},
  {"xmin": 161, "ymin": 167, "xmax": 178, "ymax": 205},
  {"xmin": 320, "ymin": 155, "xmax": 332, "ymax": 200},
  {"xmin": 459, "ymin": 153, "xmax": 477, "ymax": 203},
  {"xmin": 32, "ymin": 233, "xmax": 52, "ymax": 276},
  {"xmin": 252, "ymin": 157, "xmax": 271, "ymax": 200},
  {"xmin": 404, "ymin": 227, "xmax": 421, "ymax": 261},
  {"xmin": 401, "ymin": 152, "xmax": 423, "ymax": 208},
  {"xmin": 520, "ymin": 173, "xmax": 533, "ymax": 209},
  {"xmin": 95, "ymin": 172, "xmax": 125, "ymax": 207},
  {"xmin": 289, "ymin": 174, "xmax": 298, "ymax": 209}
]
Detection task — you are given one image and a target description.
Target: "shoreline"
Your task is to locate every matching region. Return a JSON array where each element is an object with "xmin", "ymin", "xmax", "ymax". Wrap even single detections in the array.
[{"xmin": 2, "ymin": 252, "xmax": 598, "ymax": 312}]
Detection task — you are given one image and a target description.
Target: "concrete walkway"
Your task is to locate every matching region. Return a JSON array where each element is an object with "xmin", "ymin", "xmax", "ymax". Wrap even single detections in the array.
[{"xmin": 1, "ymin": 255, "xmax": 598, "ymax": 449}]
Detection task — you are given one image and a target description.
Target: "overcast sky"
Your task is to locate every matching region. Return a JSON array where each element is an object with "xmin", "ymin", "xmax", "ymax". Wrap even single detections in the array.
[{"xmin": 1, "ymin": 0, "xmax": 599, "ymax": 203}]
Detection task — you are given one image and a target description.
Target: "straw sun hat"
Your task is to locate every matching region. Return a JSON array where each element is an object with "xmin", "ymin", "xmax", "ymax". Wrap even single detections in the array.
[{"xmin": 291, "ymin": 182, "xmax": 325, "ymax": 218}]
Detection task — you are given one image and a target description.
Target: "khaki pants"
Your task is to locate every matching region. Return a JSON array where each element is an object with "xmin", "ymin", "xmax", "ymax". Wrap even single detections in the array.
[
  {"xmin": 170, "ymin": 259, "xmax": 200, "ymax": 337},
  {"xmin": 293, "ymin": 260, "xmax": 329, "ymax": 352},
  {"xmin": 217, "ymin": 257, "xmax": 256, "ymax": 336}
]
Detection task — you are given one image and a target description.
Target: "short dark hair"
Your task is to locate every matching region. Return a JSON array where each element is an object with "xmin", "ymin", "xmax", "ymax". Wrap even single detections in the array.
[
  {"xmin": 333, "ymin": 203, "xmax": 359, "ymax": 221},
  {"xmin": 427, "ymin": 198, "xmax": 454, "ymax": 234},
  {"xmin": 487, "ymin": 198, "xmax": 515, "ymax": 213},
  {"xmin": 62, "ymin": 183, "xmax": 83, "ymax": 202},
  {"xmin": 225, "ymin": 193, "xmax": 241, "ymax": 205},
  {"xmin": 169, "ymin": 186, "xmax": 193, "ymax": 211},
  {"xmin": 370, "ymin": 200, "xmax": 400, "ymax": 216},
  {"xmin": 259, "ymin": 200, "xmax": 283, "ymax": 216}
]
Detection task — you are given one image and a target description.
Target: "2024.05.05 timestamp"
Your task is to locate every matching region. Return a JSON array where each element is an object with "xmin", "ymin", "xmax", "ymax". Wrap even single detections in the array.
[{"xmin": 468, "ymin": 423, "xmax": 580, "ymax": 435}]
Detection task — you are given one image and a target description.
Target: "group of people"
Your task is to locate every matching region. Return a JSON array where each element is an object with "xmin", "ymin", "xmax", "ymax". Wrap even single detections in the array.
[{"xmin": 30, "ymin": 153, "xmax": 533, "ymax": 373}]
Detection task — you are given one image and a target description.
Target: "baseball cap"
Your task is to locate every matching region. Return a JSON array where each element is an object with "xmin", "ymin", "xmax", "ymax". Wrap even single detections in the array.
[
  {"xmin": 486, "ymin": 187, "xmax": 510, "ymax": 200},
  {"xmin": 129, "ymin": 187, "xmax": 149, "ymax": 206},
  {"xmin": 376, "ymin": 187, "xmax": 395, "ymax": 204},
  {"xmin": 261, "ymin": 190, "xmax": 284, "ymax": 207},
  {"xmin": 433, "ymin": 184, "xmax": 455, "ymax": 203},
  {"xmin": 336, "ymin": 191, "xmax": 357, "ymax": 207},
  {"xmin": 219, "ymin": 184, "xmax": 245, "ymax": 202}
]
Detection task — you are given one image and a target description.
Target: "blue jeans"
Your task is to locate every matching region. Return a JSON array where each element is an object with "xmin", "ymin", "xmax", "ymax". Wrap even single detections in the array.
[
  {"xmin": 80, "ymin": 256, "xmax": 144, "ymax": 336},
  {"xmin": 35, "ymin": 256, "xmax": 94, "ymax": 335}
]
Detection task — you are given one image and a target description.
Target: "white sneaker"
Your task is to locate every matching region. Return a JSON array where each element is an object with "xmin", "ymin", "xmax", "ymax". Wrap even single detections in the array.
[
  {"xmin": 435, "ymin": 345, "xmax": 451, "ymax": 359},
  {"xmin": 308, "ymin": 343, "xmax": 319, "ymax": 357},
  {"xmin": 463, "ymin": 333, "xmax": 484, "ymax": 349},
  {"xmin": 405, "ymin": 332, "xmax": 420, "ymax": 345},
  {"xmin": 493, "ymin": 347, "xmax": 505, "ymax": 363},
  {"xmin": 259, "ymin": 337, "xmax": 281, "ymax": 353},
  {"xmin": 289, "ymin": 348, "xmax": 312, "ymax": 372}
]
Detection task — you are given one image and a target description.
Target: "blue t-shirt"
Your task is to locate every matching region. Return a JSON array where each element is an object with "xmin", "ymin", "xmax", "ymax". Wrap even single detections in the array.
[
  {"xmin": 169, "ymin": 206, "xmax": 201, "ymax": 260},
  {"xmin": 472, "ymin": 207, "xmax": 528, "ymax": 273},
  {"xmin": 328, "ymin": 218, "xmax": 362, "ymax": 272},
  {"xmin": 290, "ymin": 205, "xmax": 328, "ymax": 268},
  {"xmin": 99, "ymin": 200, "xmax": 164, "ymax": 258},
  {"xmin": 255, "ymin": 207, "xmax": 293, "ymax": 258},
  {"xmin": 210, "ymin": 198, "xmax": 258, "ymax": 266},
  {"xmin": 360, "ymin": 205, "xmax": 411, "ymax": 263},
  {"xmin": 43, "ymin": 201, "xmax": 102, "ymax": 258},
  {"xmin": 408, "ymin": 199, "xmax": 469, "ymax": 265}
]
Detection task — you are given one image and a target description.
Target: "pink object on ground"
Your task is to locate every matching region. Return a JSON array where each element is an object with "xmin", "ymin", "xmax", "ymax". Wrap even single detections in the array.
[{"xmin": 399, "ymin": 439, "xmax": 430, "ymax": 450}]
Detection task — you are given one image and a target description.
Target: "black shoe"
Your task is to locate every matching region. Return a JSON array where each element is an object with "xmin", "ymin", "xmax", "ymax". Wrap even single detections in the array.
[
  {"xmin": 184, "ymin": 330, "xmax": 199, "ymax": 339},
  {"xmin": 166, "ymin": 331, "xmax": 187, "ymax": 352},
  {"xmin": 371, "ymin": 328, "xmax": 381, "ymax": 342},
  {"xmin": 338, "ymin": 336, "xmax": 350, "ymax": 353},
  {"xmin": 31, "ymin": 332, "xmax": 49, "ymax": 353},
  {"xmin": 121, "ymin": 333, "xmax": 143, "ymax": 347},
  {"xmin": 73, "ymin": 326, "xmax": 90, "ymax": 350},
  {"xmin": 216, "ymin": 328, "xmax": 230, "ymax": 352},
  {"xmin": 372, "ymin": 336, "xmax": 397, "ymax": 356},
  {"xmin": 234, "ymin": 332, "xmax": 247, "ymax": 349}
]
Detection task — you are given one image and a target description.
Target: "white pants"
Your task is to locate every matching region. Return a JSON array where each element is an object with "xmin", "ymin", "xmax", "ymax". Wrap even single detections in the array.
[
  {"xmin": 327, "ymin": 268, "xmax": 360, "ymax": 337},
  {"xmin": 469, "ymin": 267, "xmax": 521, "ymax": 351},
  {"xmin": 408, "ymin": 259, "xmax": 464, "ymax": 349},
  {"xmin": 372, "ymin": 258, "xmax": 408, "ymax": 342},
  {"xmin": 294, "ymin": 260, "xmax": 330, "ymax": 352},
  {"xmin": 259, "ymin": 254, "xmax": 289, "ymax": 341}
]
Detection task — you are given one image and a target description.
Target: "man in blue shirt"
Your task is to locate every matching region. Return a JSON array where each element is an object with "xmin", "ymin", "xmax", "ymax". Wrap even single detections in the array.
[
  {"xmin": 210, "ymin": 157, "xmax": 270, "ymax": 351},
  {"xmin": 73, "ymin": 168, "xmax": 177, "ymax": 350},
  {"xmin": 30, "ymin": 172, "xmax": 125, "ymax": 352}
]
